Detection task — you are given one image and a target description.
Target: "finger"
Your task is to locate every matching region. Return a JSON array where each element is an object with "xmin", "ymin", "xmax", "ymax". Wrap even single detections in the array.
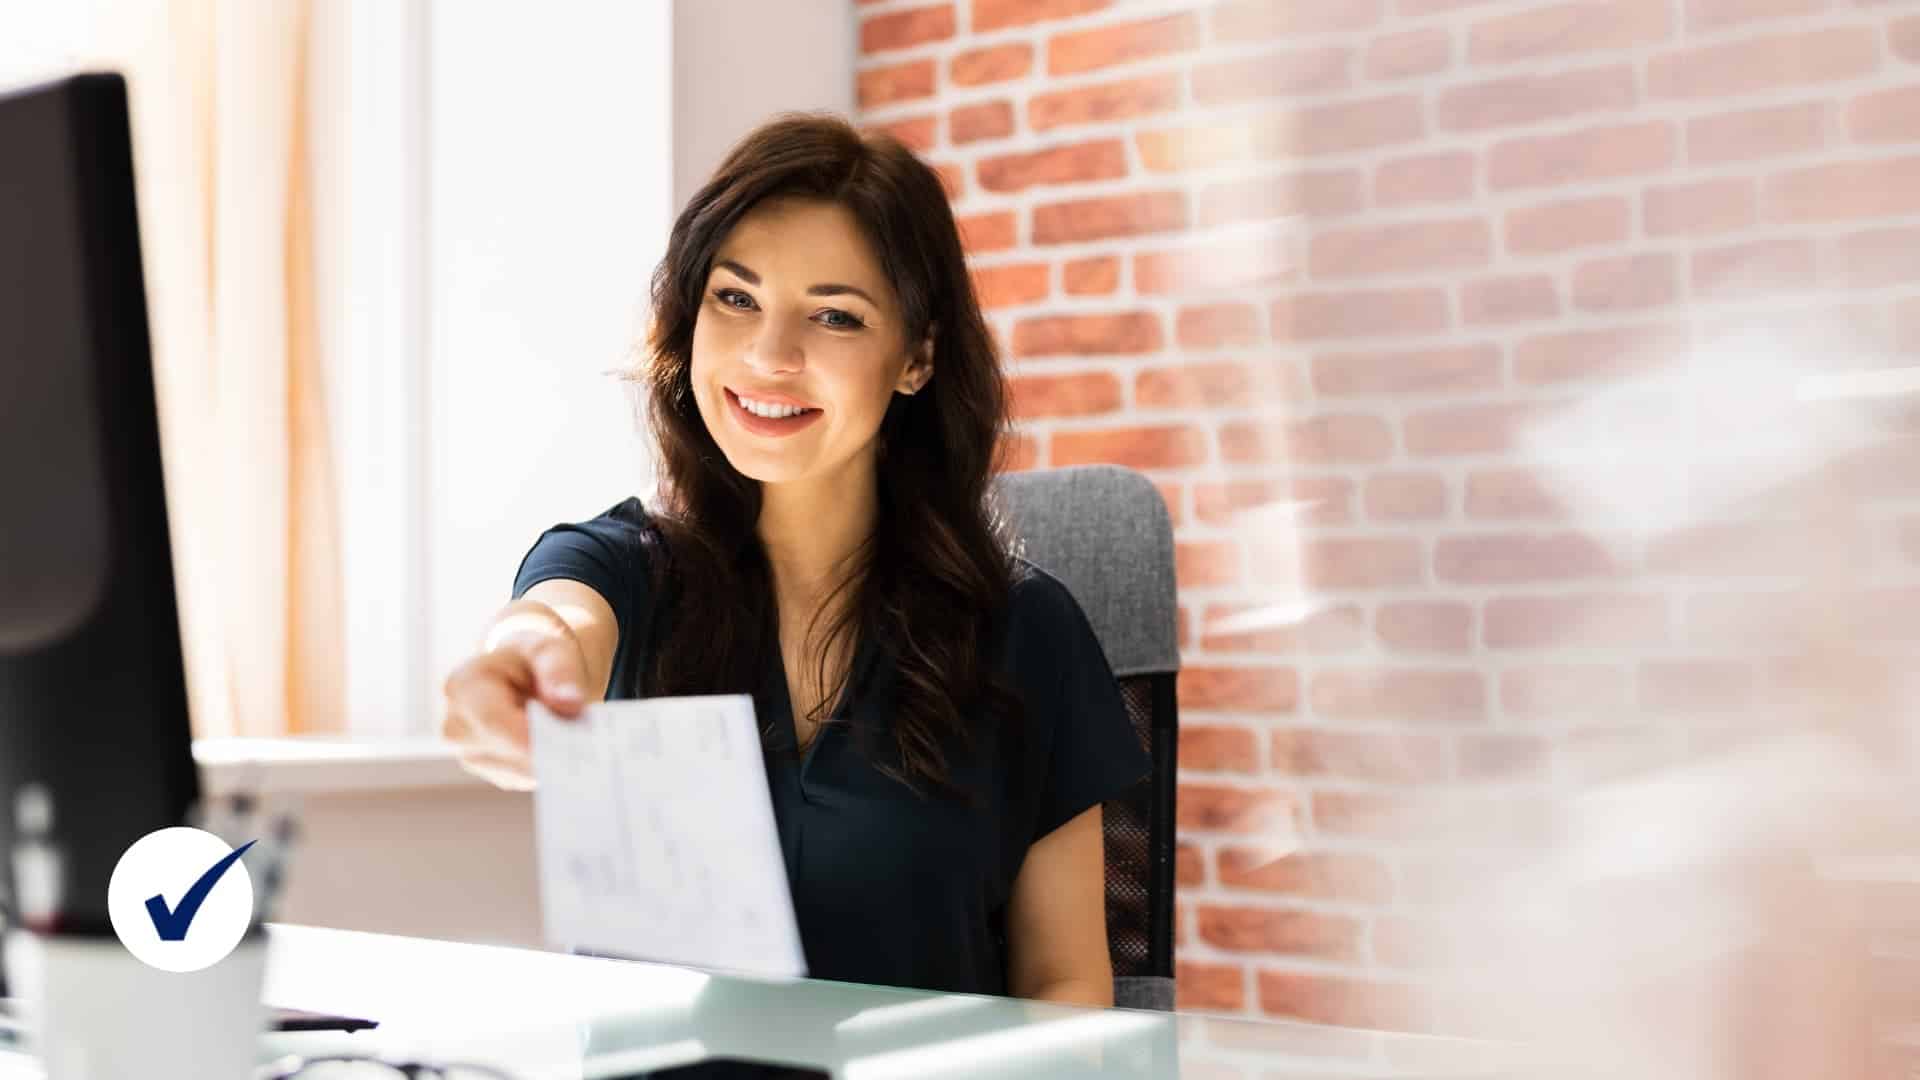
[
  {"xmin": 525, "ymin": 638, "xmax": 587, "ymax": 717},
  {"xmin": 456, "ymin": 748, "xmax": 534, "ymax": 792},
  {"xmin": 444, "ymin": 667, "xmax": 533, "ymax": 759}
]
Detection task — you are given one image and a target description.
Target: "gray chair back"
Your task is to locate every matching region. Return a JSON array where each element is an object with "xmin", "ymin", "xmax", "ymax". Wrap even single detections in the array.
[{"xmin": 992, "ymin": 465, "xmax": 1180, "ymax": 1012}]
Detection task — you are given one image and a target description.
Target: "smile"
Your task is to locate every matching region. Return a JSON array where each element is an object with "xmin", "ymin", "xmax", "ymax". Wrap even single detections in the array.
[{"xmin": 726, "ymin": 387, "xmax": 823, "ymax": 437}]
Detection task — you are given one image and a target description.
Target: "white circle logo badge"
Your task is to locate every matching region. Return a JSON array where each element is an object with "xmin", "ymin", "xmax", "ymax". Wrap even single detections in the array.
[{"xmin": 106, "ymin": 827, "xmax": 255, "ymax": 972}]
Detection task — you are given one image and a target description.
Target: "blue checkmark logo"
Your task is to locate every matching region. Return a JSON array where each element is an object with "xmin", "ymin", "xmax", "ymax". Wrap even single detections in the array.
[
  {"xmin": 107, "ymin": 827, "xmax": 259, "ymax": 971},
  {"xmin": 145, "ymin": 838, "xmax": 256, "ymax": 941}
]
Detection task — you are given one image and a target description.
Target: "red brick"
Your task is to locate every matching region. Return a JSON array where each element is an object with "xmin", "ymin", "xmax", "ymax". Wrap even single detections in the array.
[
  {"xmin": 1216, "ymin": 849, "xmax": 1392, "ymax": 903},
  {"xmin": 1007, "ymin": 372, "xmax": 1121, "ymax": 418},
  {"xmin": 1192, "ymin": 45, "xmax": 1352, "ymax": 105},
  {"xmin": 1688, "ymin": 102, "xmax": 1827, "ymax": 165},
  {"xmin": 1649, "ymin": 27, "xmax": 1879, "ymax": 99},
  {"xmin": 1373, "ymin": 915, "xmax": 1461, "ymax": 970},
  {"xmin": 1135, "ymin": 121, "xmax": 1260, "ymax": 173},
  {"xmin": 1312, "ymin": 668, "xmax": 1486, "ymax": 722},
  {"xmin": 1405, "ymin": 402, "xmax": 1559, "ymax": 456},
  {"xmin": 1572, "ymin": 252, "xmax": 1678, "ymax": 312},
  {"xmin": 950, "ymin": 43, "xmax": 1032, "ymax": 87},
  {"xmin": 1274, "ymin": 730, "xmax": 1450, "ymax": 784},
  {"xmin": 1176, "ymin": 305, "xmax": 1263, "ymax": 349},
  {"xmin": 1271, "ymin": 288, "xmax": 1449, "ymax": 341},
  {"xmin": 1686, "ymin": 0, "xmax": 1825, "ymax": 31},
  {"xmin": 1181, "ymin": 725, "xmax": 1261, "ymax": 772},
  {"xmin": 1200, "ymin": 600, "xmax": 1367, "ymax": 652},
  {"xmin": 1176, "ymin": 961, "xmax": 1246, "ymax": 1011},
  {"xmin": 1257, "ymin": 536, "xmax": 1424, "ymax": 589},
  {"xmin": 1505, "ymin": 195, "xmax": 1632, "ymax": 255},
  {"xmin": 1896, "ymin": 16, "xmax": 1920, "ymax": 64},
  {"xmin": 856, "ymin": 59, "xmax": 936, "ymax": 109},
  {"xmin": 1258, "ymin": 971, "xmax": 1430, "ymax": 1032},
  {"xmin": 1177, "ymin": 540, "xmax": 1243, "ymax": 587},
  {"xmin": 1399, "ymin": 0, "xmax": 1507, "ymax": 12},
  {"xmin": 1513, "ymin": 322, "xmax": 1686, "ymax": 385},
  {"xmin": 971, "ymin": 263, "xmax": 1049, "ymax": 310},
  {"xmin": 1136, "ymin": 360, "xmax": 1286, "ymax": 409},
  {"xmin": 1644, "ymin": 177, "xmax": 1758, "ymax": 236},
  {"xmin": 1848, "ymin": 86, "xmax": 1920, "ymax": 144},
  {"xmin": 1364, "ymin": 472, "xmax": 1448, "ymax": 521},
  {"xmin": 1692, "ymin": 237, "xmax": 1818, "ymax": 301},
  {"xmin": 1060, "ymin": 256, "xmax": 1119, "ymax": 297},
  {"xmin": 1158, "ymin": 483, "xmax": 1185, "ymax": 530},
  {"xmin": 1134, "ymin": 228, "xmax": 1295, "ymax": 295},
  {"xmin": 1831, "ymin": 227, "xmax": 1920, "ymax": 289},
  {"xmin": 1766, "ymin": 157, "xmax": 1920, "ymax": 223},
  {"xmin": 860, "ymin": 4, "xmax": 954, "ymax": 54},
  {"xmin": 972, "ymin": 0, "xmax": 1108, "ymax": 31},
  {"xmin": 1180, "ymin": 782, "xmax": 1296, "ymax": 832},
  {"xmin": 1220, "ymin": 414, "xmax": 1394, "ymax": 465},
  {"xmin": 1210, "ymin": 0, "xmax": 1384, "ymax": 41},
  {"xmin": 1193, "ymin": 476, "xmax": 1355, "ymax": 528},
  {"xmin": 1175, "ymin": 842, "xmax": 1205, "ymax": 886},
  {"xmin": 1437, "ymin": 65, "xmax": 1637, "ymax": 132},
  {"xmin": 931, "ymin": 162, "xmax": 964, "ymax": 200},
  {"xmin": 1053, "ymin": 424, "xmax": 1207, "ymax": 469},
  {"xmin": 955, "ymin": 210, "xmax": 1017, "ymax": 253},
  {"xmin": 1048, "ymin": 12, "xmax": 1200, "ymax": 76},
  {"xmin": 1647, "ymin": 518, "xmax": 1869, "ymax": 577},
  {"xmin": 1462, "ymin": 274, "xmax": 1559, "ymax": 326},
  {"xmin": 978, "ymin": 139, "xmax": 1126, "ymax": 192},
  {"xmin": 1484, "ymin": 593, "xmax": 1670, "ymax": 648},
  {"xmin": 1376, "ymin": 601, "xmax": 1472, "ymax": 652},
  {"xmin": 1198, "ymin": 905, "xmax": 1363, "ymax": 962},
  {"xmin": 872, "ymin": 115, "xmax": 937, "ymax": 152},
  {"xmin": 1309, "ymin": 218, "xmax": 1492, "ymax": 279},
  {"xmin": 1375, "ymin": 151, "xmax": 1477, "ymax": 207},
  {"xmin": 1501, "ymin": 664, "xmax": 1632, "ymax": 716},
  {"xmin": 1639, "ymin": 659, "xmax": 1755, "ymax": 712},
  {"xmin": 1489, "ymin": 120, "xmax": 1674, "ymax": 190},
  {"xmin": 949, "ymin": 101, "xmax": 1013, "ymax": 145},
  {"xmin": 1435, "ymin": 533, "xmax": 1618, "ymax": 584},
  {"xmin": 1457, "ymin": 734, "xmax": 1551, "ymax": 781},
  {"xmin": 1467, "ymin": 0, "xmax": 1671, "ymax": 66},
  {"xmin": 1312, "ymin": 344, "xmax": 1502, "ymax": 398},
  {"xmin": 1282, "ymin": 95, "xmax": 1426, "ymax": 156},
  {"xmin": 1012, "ymin": 311, "xmax": 1162, "ymax": 356},
  {"xmin": 1028, "ymin": 73, "xmax": 1181, "ymax": 132},
  {"xmin": 1367, "ymin": 27, "xmax": 1450, "ymax": 80},
  {"xmin": 1032, "ymin": 191, "xmax": 1188, "ymax": 244},
  {"xmin": 1202, "ymin": 169, "xmax": 1366, "ymax": 225},
  {"xmin": 997, "ymin": 430, "xmax": 1042, "ymax": 472},
  {"xmin": 1465, "ymin": 468, "xmax": 1563, "ymax": 519}
]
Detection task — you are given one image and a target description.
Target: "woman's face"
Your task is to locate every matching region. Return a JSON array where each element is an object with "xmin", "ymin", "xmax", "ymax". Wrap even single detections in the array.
[{"xmin": 690, "ymin": 196, "xmax": 930, "ymax": 489}]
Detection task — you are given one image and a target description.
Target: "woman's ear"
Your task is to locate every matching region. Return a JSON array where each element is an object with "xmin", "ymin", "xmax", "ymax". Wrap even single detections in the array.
[{"xmin": 897, "ymin": 329, "xmax": 935, "ymax": 395}]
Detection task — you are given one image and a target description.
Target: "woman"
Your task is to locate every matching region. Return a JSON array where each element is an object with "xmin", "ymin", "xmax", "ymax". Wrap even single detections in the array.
[{"xmin": 441, "ymin": 114, "xmax": 1148, "ymax": 1006}]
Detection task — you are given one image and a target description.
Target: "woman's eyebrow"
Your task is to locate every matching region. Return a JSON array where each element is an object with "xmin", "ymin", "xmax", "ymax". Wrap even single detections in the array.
[{"xmin": 714, "ymin": 258, "xmax": 877, "ymax": 307}]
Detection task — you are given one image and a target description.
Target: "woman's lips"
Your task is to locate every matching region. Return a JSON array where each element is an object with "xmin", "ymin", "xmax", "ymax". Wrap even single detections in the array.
[{"xmin": 726, "ymin": 388, "xmax": 823, "ymax": 438}]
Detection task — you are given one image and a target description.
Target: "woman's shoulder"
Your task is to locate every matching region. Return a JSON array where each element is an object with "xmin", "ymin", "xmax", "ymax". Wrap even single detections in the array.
[{"xmin": 1003, "ymin": 556, "xmax": 1094, "ymax": 637}]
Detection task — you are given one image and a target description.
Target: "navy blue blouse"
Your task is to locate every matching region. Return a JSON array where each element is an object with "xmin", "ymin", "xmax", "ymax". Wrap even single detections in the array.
[{"xmin": 511, "ymin": 498, "xmax": 1149, "ymax": 996}]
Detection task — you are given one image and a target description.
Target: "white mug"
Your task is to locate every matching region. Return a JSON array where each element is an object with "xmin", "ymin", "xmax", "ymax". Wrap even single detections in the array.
[{"xmin": 2, "ymin": 929, "xmax": 269, "ymax": 1079}]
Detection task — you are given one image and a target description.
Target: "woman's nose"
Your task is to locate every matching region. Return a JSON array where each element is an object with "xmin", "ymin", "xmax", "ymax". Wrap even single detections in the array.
[{"xmin": 744, "ymin": 321, "xmax": 804, "ymax": 374}]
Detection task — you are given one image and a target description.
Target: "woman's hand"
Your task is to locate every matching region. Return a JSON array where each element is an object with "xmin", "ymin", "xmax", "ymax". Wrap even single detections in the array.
[{"xmin": 441, "ymin": 600, "xmax": 593, "ymax": 790}]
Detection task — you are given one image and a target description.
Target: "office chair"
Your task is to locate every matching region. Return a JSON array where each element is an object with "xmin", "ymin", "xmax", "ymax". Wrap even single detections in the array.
[{"xmin": 993, "ymin": 465, "xmax": 1181, "ymax": 1012}]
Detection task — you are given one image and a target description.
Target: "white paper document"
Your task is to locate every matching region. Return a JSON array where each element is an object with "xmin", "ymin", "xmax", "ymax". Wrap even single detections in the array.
[{"xmin": 528, "ymin": 694, "xmax": 806, "ymax": 979}]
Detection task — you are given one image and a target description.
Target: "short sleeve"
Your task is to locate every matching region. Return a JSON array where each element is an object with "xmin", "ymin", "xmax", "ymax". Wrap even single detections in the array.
[
  {"xmin": 1009, "ymin": 566, "xmax": 1152, "ymax": 843},
  {"xmin": 509, "ymin": 497, "xmax": 655, "ymax": 697}
]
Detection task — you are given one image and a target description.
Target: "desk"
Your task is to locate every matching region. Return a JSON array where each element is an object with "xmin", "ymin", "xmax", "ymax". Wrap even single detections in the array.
[{"xmin": 253, "ymin": 925, "xmax": 1515, "ymax": 1078}]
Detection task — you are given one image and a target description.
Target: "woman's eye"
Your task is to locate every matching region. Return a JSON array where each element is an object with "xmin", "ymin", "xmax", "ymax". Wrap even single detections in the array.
[
  {"xmin": 817, "ymin": 309, "xmax": 866, "ymax": 330},
  {"xmin": 713, "ymin": 288, "xmax": 756, "ymax": 310}
]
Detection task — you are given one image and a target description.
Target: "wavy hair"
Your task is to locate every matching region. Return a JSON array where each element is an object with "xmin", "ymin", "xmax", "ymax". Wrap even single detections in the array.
[{"xmin": 629, "ymin": 113, "xmax": 1020, "ymax": 799}]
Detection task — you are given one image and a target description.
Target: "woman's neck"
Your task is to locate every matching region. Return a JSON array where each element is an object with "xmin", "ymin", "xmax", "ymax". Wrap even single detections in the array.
[{"xmin": 756, "ymin": 456, "xmax": 878, "ymax": 613}]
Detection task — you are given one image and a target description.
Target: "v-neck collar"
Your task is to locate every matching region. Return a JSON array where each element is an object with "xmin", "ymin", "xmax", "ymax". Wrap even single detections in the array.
[{"xmin": 763, "ymin": 628, "xmax": 882, "ymax": 778}]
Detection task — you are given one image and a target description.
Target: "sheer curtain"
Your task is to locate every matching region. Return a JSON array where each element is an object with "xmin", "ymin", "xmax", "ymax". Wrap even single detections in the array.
[{"xmin": 56, "ymin": 0, "xmax": 346, "ymax": 737}]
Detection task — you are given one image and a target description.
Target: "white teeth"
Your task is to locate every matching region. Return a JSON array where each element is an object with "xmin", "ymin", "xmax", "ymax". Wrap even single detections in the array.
[{"xmin": 736, "ymin": 394, "xmax": 809, "ymax": 419}]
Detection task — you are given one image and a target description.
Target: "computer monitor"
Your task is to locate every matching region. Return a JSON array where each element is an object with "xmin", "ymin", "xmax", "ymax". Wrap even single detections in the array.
[{"xmin": 0, "ymin": 73, "xmax": 200, "ymax": 940}]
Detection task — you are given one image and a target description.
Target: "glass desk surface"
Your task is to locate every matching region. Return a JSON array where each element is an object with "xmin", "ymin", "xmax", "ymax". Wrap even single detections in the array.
[{"xmin": 237, "ymin": 924, "xmax": 1520, "ymax": 1079}]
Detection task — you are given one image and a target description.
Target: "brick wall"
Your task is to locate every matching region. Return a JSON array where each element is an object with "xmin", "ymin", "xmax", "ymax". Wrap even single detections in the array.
[{"xmin": 855, "ymin": 0, "xmax": 1920, "ymax": 1032}]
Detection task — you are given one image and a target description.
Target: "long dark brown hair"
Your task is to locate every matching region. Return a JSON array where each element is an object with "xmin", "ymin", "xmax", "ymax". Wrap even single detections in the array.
[{"xmin": 630, "ymin": 113, "xmax": 1021, "ymax": 800}]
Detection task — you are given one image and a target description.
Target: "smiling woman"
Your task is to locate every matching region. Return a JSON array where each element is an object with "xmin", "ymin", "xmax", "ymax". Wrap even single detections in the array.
[{"xmin": 440, "ymin": 114, "xmax": 1147, "ymax": 1006}]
